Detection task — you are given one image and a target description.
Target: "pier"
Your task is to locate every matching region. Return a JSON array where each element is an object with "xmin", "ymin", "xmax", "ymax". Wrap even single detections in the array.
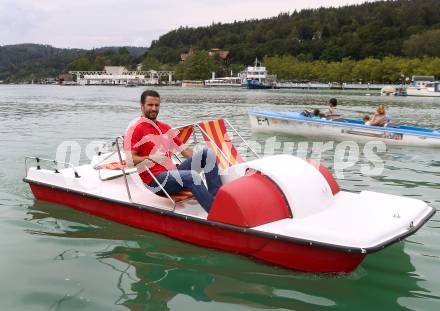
[{"xmin": 69, "ymin": 66, "xmax": 174, "ymax": 86}]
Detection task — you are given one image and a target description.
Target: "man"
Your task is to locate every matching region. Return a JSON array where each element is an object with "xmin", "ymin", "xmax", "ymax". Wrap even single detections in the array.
[
  {"xmin": 124, "ymin": 90, "xmax": 222, "ymax": 212},
  {"xmin": 325, "ymin": 98, "xmax": 341, "ymax": 120}
]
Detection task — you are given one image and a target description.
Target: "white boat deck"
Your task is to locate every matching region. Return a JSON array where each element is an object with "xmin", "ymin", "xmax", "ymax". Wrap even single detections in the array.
[
  {"xmin": 28, "ymin": 164, "xmax": 209, "ymax": 219},
  {"xmin": 253, "ymin": 191, "xmax": 430, "ymax": 249}
]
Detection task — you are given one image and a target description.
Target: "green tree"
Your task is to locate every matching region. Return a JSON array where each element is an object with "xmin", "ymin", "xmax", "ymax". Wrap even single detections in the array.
[
  {"xmin": 67, "ymin": 57, "xmax": 92, "ymax": 71},
  {"xmin": 178, "ymin": 50, "xmax": 219, "ymax": 80},
  {"xmin": 229, "ymin": 63, "xmax": 245, "ymax": 76},
  {"xmin": 174, "ymin": 62, "xmax": 185, "ymax": 81},
  {"xmin": 93, "ymin": 54, "xmax": 109, "ymax": 71},
  {"xmin": 403, "ymin": 29, "xmax": 440, "ymax": 57},
  {"xmin": 141, "ymin": 56, "xmax": 161, "ymax": 70},
  {"xmin": 352, "ymin": 58, "xmax": 381, "ymax": 82}
]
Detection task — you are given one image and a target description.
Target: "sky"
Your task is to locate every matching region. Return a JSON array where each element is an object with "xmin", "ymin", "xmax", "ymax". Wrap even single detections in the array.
[{"xmin": 0, "ymin": 0, "xmax": 377, "ymax": 49}]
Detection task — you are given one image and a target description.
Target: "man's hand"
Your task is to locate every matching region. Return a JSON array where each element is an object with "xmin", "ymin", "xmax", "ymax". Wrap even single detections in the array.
[
  {"xmin": 181, "ymin": 147, "xmax": 193, "ymax": 158},
  {"xmin": 149, "ymin": 151, "xmax": 167, "ymax": 164}
]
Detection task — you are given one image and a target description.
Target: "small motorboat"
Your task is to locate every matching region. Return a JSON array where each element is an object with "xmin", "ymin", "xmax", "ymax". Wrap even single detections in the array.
[
  {"xmin": 249, "ymin": 111, "xmax": 440, "ymax": 148},
  {"xmin": 24, "ymin": 119, "xmax": 435, "ymax": 273},
  {"xmin": 405, "ymin": 75, "xmax": 440, "ymax": 97}
]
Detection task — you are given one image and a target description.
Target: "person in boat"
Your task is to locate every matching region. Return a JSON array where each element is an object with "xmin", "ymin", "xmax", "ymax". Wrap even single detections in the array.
[
  {"xmin": 312, "ymin": 108, "xmax": 323, "ymax": 118},
  {"xmin": 327, "ymin": 98, "xmax": 338, "ymax": 115},
  {"xmin": 302, "ymin": 108, "xmax": 325, "ymax": 118},
  {"xmin": 369, "ymin": 104, "xmax": 390, "ymax": 127},
  {"xmin": 302, "ymin": 98, "xmax": 341, "ymax": 119},
  {"xmin": 124, "ymin": 90, "xmax": 222, "ymax": 212},
  {"xmin": 363, "ymin": 115, "xmax": 371, "ymax": 125},
  {"xmin": 325, "ymin": 98, "xmax": 342, "ymax": 120}
]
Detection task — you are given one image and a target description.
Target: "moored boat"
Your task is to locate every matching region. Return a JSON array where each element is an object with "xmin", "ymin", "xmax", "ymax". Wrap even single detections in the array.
[
  {"xmin": 249, "ymin": 111, "xmax": 440, "ymax": 148},
  {"xmin": 204, "ymin": 76, "xmax": 242, "ymax": 87},
  {"xmin": 380, "ymin": 76, "xmax": 440, "ymax": 97},
  {"xmin": 24, "ymin": 119, "xmax": 435, "ymax": 272},
  {"xmin": 406, "ymin": 80, "xmax": 440, "ymax": 97},
  {"xmin": 239, "ymin": 58, "xmax": 277, "ymax": 89},
  {"xmin": 380, "ymin": 85, "xmax": 406, "ymax": 96}
]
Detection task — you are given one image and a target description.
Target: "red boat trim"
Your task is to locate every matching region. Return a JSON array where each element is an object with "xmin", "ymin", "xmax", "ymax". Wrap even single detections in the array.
[{"xmin": 23, "ymin": 178, "xmax": 435, "ymax": 254}]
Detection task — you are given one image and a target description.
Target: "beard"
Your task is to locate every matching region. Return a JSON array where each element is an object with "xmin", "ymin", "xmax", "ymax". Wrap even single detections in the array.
[{"xmin": 144, "ymin": 111, "xmax": 158, "ymax": 120}]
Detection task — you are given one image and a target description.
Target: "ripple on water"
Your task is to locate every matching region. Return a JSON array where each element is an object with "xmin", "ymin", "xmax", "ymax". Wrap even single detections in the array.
[{"xmin": 1, "ymin": 85, "xmax": 440, "ymax": 310}]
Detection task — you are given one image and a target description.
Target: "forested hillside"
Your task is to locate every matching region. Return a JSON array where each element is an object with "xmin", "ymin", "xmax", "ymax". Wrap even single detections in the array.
[
  {"xmin": 148, "ymin": 0, "xmax": 440, "ymax": 64},
  {"xmin": 0, "ymin": 44, "xmax": 146, "ymax": 82},
  {"xmin": 0, "ymin": 44, "xmax": 84, "ymax": 82},
  {"xmin": 2, "ymin": 0, "xmax": 440, "ymax": 83}
]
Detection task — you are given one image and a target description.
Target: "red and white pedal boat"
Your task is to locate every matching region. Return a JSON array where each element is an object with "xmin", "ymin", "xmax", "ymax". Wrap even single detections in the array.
[{"xmin": 24, "ymin": 119, "xmax": 435, "ymax": 273}]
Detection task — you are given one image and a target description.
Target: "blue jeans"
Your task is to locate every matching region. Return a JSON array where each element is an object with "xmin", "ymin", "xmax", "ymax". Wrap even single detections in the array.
[{"xmin": 149, "ymin": 148, "xmax": 222, "ymax": 212}]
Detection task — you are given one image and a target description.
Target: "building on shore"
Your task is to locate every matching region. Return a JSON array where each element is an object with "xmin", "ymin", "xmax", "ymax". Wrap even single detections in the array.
[
  {"xmin": 58, "ymin": 73, "xmax": 75, "ymax": 85},
  {"xmin": 208, "ymin": 48, "xmax": 230, "ymax": 65},
  {"xmin": 180, "ymin": 48, "xmax": 230, "ymax": 64},
  {"xmin": 69, "ymin": 66, "xmax": 175, "ymax": 86},
  {"xmin": 180, "ymin": 48, "xmax": 194, "ymax": 62}
]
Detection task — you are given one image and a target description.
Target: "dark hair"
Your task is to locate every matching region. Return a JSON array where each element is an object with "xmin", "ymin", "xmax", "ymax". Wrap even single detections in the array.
[
  {"xmin": 140, "ymin": 90, "xmax": 160, "ymax": 104},
  {"xmin": 329, "ymin": 98, "xmax": 337, "ymax": 106},
  {"xmin": 313, "ymin": 108, "xmax": 320, "ymax": 116}
]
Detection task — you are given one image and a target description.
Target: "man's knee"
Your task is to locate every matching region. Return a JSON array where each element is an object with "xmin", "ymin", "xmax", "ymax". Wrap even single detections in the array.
[
  {"xmin": 204, "ymin": 148, "xmax": 216, "ymax": 159},
  {"xmin": 180, "ymin": 170, "xmax": 203, "ymax": 186},
  {"xmin": 201, "ymin": 148, "xmax": 216, "ymax": 167}
]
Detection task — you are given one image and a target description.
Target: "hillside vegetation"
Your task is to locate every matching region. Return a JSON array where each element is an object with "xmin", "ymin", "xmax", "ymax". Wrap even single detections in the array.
[
  {"xmin": 2, "ymin": 0, "xmax": 440, "ymax": 82},
  {"xmin": 148, "ymin": 0, "xmax": 440, "ymax": 64}
]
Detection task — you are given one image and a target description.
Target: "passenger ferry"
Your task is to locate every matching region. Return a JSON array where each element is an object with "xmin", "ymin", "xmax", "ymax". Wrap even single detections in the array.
[{"xmin": 239, "ymin": 58, "xmax": 277, "ymax": 89}]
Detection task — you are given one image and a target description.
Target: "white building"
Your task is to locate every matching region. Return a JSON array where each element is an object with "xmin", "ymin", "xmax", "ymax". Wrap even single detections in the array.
[{"xmin": 70, "ymin": 66, "xmax": 174, "ymax": 86}]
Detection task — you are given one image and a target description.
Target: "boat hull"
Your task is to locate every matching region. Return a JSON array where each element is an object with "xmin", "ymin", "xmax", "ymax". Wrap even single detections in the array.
[
  {"xmin": 28, "ymin": 181, "xmax": 365, "ymax": 273},
  {"xmin": 406, "ymin": 87, "xmax": 440, "ymax": 97},
  {"xmin": 246, "ymin": 80, "xmax": 274, "ymax": 89},
  {"xmin": 249, "ymin": 113, "xmax": 440, "ymax": 147}
]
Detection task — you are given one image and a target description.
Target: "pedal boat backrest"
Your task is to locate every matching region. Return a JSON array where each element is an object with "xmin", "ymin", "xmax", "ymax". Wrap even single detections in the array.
[{"xmin": 196, "ymin": 119, "xmax": 244, "ymax": 170}]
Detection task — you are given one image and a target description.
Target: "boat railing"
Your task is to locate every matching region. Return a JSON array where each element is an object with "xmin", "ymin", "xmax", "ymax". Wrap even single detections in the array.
[
  {"xmin": 174, "ymin": 119, "xmax": 260, "ymax": 163},
  {"xmin": 114, "ymin": 136, "xmax": 134, "ymax": 204},
  {"xmin": 91, "ymin": 139, "xmax": 123, "ymax": 169},
  {"xmin": 114, "ymin": 136, "xmax": 177, "ymax": 210},
  {"xmin": 223, "ymin": 119, "xmax": 260, "ymax": 159},
  {"xmin": 24, "ymin": 156, "xmax": 81, "ymax": 179}
]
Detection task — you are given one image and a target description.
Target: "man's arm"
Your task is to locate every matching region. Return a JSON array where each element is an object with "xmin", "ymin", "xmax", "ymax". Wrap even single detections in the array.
[
  {"xmin": 130, "ymin": 150, "xmax": 149, "ymax": 166},
  {"xmin": 130, "ymin": 150, "xmax": 167, "ymax": 166}
]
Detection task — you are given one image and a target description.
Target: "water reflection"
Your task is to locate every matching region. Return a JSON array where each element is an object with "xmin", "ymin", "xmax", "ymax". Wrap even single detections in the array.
[
  {"xmin": 26, "ymin": 200, "xmax": 426, "ymax": 310},
  {"xmin": 2, "ymin": 84, "xmax": 438, "ymax": 310}
]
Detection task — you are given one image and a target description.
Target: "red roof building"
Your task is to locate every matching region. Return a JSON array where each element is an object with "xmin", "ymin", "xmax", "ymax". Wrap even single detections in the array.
[
  {"xmin": 179, "ymin": 47, "xmax": 194, "ymax": 62},
  {"xmin": 179, "ymin": 48, "xmax": 230, "ymax": 64}
]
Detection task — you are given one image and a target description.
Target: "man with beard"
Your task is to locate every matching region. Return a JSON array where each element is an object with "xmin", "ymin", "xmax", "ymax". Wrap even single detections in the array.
[{"xmin": 124, "ymin": 90, "xmax": 222, "ymax": 212}]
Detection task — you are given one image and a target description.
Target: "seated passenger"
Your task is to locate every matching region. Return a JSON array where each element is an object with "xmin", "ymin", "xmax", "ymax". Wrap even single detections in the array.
[
  {"xmin": 363, "ymin": 115, "xmax": 371, "ymax": 125},
  {"xmin": 124, "ymin": 90, "xmax": 222, "ymax": 212},
  {"xmin": 301, "ymin": 110, "xmax": 312, "ymax": 117},
  {"xmin": 312, "ymin": 108, "xmax": 323, "ymax": 118},
  {"xmin": 369, "ymin": 104, "xmax": 389, "ymax": 127},
  {"xmin": 325, "ymin": 98, "xmax": 341, "ymax": 120}
]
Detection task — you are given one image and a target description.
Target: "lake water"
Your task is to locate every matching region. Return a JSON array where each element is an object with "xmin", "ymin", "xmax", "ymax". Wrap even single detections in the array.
[{"xmin": 0, "ymin": 85, "xmax": 439, "ymax": 311}]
